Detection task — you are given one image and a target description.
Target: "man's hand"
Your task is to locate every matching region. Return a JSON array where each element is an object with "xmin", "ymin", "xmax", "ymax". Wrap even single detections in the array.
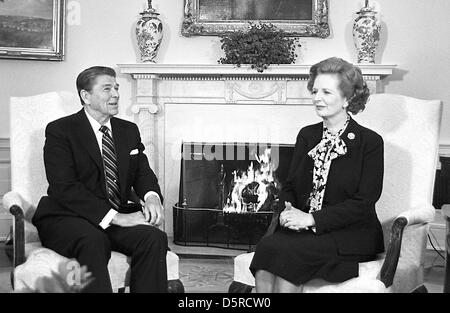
[
  {"xmin": 111, "ymin": 211, "xmax": 149, "ymax": 227},
  {"xmin": 142, "ymin": 194, "xmax": 164, "ymax": 227}
]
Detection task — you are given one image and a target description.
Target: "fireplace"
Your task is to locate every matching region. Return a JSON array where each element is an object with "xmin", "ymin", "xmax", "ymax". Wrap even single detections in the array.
[
  {"xmin": 173, "ymin": 142, "xmax": 294, "ymax": 250},
  {"xmin": 117, "ymin": 63, "xmax": 395, "ymax": 239}
]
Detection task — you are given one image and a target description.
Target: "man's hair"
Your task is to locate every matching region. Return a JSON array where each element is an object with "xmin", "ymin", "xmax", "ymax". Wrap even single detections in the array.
[
  {"xmin": 76, "ymin": 66, "xmax": 116, "ymax": 105},
  {"xmin": 307, "ymin": 57, "xmax": 370, "ymax": 115}
]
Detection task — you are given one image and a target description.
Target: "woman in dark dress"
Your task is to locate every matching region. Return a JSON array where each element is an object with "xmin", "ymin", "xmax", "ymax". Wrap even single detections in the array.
[{"xmin": 249, "ymin": 57, "xmax": 385, "ymax": 292}]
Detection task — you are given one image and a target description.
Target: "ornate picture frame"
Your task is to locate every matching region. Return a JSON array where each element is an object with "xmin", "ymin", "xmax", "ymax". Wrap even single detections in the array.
[
  {"xmin": 182, "ymin": 0, "xmax": 329, "ymax": 38},
  {"xmin": 0, "ymin": 0, "xmax": 65, "ymax": 61}
]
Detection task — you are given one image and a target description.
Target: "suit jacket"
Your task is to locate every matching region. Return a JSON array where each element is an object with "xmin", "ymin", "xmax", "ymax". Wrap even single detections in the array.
[
  {"xmin": 279, "ymin": 117, "xmax": 385, "ymax": 256},
  {"xmin": 32, "ymin": 109, "xmax": 163, "ymax": 227}
]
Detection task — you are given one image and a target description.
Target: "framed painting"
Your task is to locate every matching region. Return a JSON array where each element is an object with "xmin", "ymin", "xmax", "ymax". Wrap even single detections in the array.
[
  {"xmin": 0, "ymin": 0, "xmax": 65, "ymax": 61},
  {"xmin": 182, "ymin": 0, "xmax": 329, "ymax": 38}
]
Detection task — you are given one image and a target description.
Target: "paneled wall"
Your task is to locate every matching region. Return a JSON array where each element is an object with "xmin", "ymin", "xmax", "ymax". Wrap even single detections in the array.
[
  {"xmin": 0, "ymin": 139, "xmax": 11, "ymax": 241},
  {"xmin": 0, "ymin": 138, "xmax": 448, "ymax": 248}
]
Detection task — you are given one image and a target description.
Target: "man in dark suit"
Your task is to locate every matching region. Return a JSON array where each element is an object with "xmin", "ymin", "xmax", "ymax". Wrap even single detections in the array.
[{"xmin": 32, "ymin": 66, "xmax": 168, "ymax": 293}]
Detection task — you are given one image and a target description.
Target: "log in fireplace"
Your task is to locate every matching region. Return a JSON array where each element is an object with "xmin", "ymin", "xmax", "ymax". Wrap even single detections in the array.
[{"xmin": 173, "ymin": 142, "xmax": 294, "ymax": 250}]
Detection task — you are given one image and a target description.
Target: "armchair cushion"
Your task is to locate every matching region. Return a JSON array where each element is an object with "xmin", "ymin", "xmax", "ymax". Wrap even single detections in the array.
[
  {"xmin": 234, "ymin": 252, "xmax": 391, "ymax": 292},
  {"xmin": 14, "ymin": 248, "xmax": 71, "ymax": 292},
  {"xmin": 15, "ymin": 246, "xmax": 180, "ymax": 292},
  {"xmin": 15, "ymin": 248, "xmax": 131, "ymax": 292}
]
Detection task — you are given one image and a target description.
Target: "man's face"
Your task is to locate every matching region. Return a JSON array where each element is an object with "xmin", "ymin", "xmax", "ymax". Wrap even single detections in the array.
[{"xmin": 82, "ymin": 75, "xmax": 119, "ymax": 123}]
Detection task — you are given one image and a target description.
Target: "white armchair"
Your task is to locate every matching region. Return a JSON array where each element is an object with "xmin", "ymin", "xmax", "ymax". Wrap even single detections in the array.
[
  {"xmin": 229, "ymin": 93, "xmax": 443, "ymax": 293},
  {"xmin": 2, "ymin": 91, "xmax": 184, "ymax": 292}
]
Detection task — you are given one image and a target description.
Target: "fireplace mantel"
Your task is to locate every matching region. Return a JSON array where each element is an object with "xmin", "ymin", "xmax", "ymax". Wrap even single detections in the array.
[
  {"xmin": 117, "ymin": 63, "xmax": 396, "ymax": 234},
  {"xmin": 118, "ymin": 63, "xmax": 396, "ymax": 112},
  {"xmin": 118, "ymin": 63, "xmax": 396, "ymax": 77}
]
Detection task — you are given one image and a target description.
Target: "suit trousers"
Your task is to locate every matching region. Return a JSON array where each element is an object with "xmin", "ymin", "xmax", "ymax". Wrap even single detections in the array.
[{"xmin": 36, "ymin": 215, "xmax": 168, "ymax": 293}]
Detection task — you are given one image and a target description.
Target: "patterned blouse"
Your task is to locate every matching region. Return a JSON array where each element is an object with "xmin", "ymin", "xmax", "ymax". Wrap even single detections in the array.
[{"xmin": 307, "ymin": 116, "xmax": 350, "ymax": 214}]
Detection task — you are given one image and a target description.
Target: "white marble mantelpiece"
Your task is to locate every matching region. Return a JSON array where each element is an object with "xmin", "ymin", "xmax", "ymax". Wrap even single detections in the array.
[
  {"xmin": 118, "ymin": 64, "xmax": 396, "ymax": 94},
  {"xmin": 117, "ymin": 63, "xmax": 396, "ymax": 234},
  {"xmin": 118, "ymin": 63, "xmax": 396, "ymax": 76}
]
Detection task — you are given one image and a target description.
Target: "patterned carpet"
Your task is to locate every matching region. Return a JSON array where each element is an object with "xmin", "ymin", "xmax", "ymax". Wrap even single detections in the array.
[
  {"xmin": 0, "ymin": 243, "xmax": 444, "ymax": 293},
  {"xmin": 179, "ymin": 257, "xmax": 234, "ymax": 293},
  {"xmin": 0, "ymin": 242, "xmax": 236, "ymax": 293}
]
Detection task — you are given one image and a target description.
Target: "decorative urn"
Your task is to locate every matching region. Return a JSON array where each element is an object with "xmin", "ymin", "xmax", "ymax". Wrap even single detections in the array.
[
  {"xmin": 352, "ymin": 0, "xmax": 381, "ymax": 63},
  {"xmin": 136, "ymin": 0, "xmax": 163, "ymax": 63}
]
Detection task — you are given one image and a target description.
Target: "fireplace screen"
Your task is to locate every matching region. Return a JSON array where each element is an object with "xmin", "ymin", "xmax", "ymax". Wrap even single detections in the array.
[{"xmin": 173, "ymin": 142, "xmax": 294, "ymax": 250}]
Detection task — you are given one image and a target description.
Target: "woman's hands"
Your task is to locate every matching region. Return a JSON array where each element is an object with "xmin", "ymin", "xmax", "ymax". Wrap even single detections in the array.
[{"xmin": 279, "ymin": 201, "xmax": 315, "ymax": 231}]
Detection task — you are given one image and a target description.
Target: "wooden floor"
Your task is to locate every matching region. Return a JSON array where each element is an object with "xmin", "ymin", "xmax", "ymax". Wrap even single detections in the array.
[{"xmin": 0, "ymin": 241, "xmax": 445, "ymax": 293}]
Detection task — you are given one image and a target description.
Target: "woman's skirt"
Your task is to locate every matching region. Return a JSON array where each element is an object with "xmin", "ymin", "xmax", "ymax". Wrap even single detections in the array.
[{"xmin": 249, "ymin": 228, "xmax": 375, "ymax": 285}]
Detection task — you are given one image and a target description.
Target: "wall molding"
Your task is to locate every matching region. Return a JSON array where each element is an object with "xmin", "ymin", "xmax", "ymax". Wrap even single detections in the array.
[
  {"xmin": 440, "ymin": 143, "xmax": 450, "ymax": 157},
  {"xmin": 0, "ymin": 138, "xmax": 11, "ymax": 228},
  {"xmin": 0, "ymin": 138, "xmax": 10, "ymax": 163},
  {"xmin": 437, "ymin": 143, "xmax": 450, "ymax": 170},
  {"xmin": 0, "ymin": 213, "xmax": 10, "ymax": 221},
  {"xmin": 0, "ymin": 138, "xmax": 10, "ymax": 147}
]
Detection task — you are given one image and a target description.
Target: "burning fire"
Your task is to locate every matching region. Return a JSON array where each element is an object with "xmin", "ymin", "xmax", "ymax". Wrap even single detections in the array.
[{"xmin": 223, "ymin": 148, "xmax": 276, "ymax": 213}]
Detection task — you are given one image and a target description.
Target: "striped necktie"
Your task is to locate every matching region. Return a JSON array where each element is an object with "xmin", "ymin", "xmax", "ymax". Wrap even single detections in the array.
[{"xmin": 99, "ymin": 125, "xmax": 121, "ymax": 210}]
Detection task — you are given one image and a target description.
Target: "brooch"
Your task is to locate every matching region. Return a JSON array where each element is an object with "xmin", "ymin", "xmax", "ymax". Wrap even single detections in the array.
[{"xmin": 347, "ymin": 132, "xmax": 355, "ymax": 140}]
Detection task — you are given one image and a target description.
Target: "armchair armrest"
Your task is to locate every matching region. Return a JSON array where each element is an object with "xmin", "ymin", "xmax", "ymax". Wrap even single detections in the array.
[
  {"xmin": 379, "ymin": 203, "xmax": 435, "ymax": 289},
  {"xmin": 3, "ymin": 191, "xmax": 25, "ymax": 211},
  {"xmin": 379, "ymin": 216, "xmax": 407, "ymax": 288},
  {"xmin": 3, "ymin": 191, "xmax": 27, "ymax": 267},
  {"xmin": 3, "ymin": 191, "xmax": 36, "ymax": 221}
]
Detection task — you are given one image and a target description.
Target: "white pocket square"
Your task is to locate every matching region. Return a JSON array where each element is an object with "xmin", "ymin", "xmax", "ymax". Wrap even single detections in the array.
[{"xmin": 129, "ymin": 149, "xmax": 139, "ymax": 155}]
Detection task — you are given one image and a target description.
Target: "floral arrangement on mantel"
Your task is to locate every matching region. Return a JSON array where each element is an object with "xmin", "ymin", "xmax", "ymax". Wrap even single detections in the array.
[{"xmin": 218, "ymin": 22, "xmax": 300, "ymax": 73}]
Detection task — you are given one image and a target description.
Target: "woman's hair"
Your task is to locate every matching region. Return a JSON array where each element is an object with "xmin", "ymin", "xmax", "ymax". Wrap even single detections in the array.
[{"xmin": 307, "ymin": 57, "xmax": 370, "ymax": 114}]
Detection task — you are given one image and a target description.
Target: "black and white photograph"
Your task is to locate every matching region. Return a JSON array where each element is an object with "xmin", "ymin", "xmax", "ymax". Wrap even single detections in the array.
[{"xmin": 0, "ymin": 0, "xmax": 448, "ymax": 299}]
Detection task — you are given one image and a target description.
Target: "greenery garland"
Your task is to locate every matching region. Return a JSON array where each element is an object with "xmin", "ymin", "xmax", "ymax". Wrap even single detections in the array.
[{"xmin": 218, "ymin": 22, "xmax": 300, "ymax": 73}]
